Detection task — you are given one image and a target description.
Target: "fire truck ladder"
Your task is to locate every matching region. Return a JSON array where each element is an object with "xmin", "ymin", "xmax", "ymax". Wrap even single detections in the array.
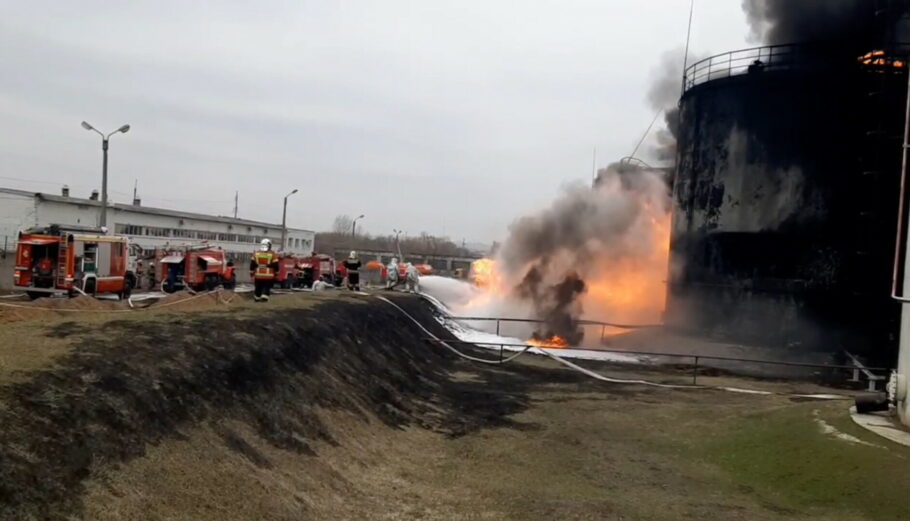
[
  {"xmin": 185, "ymin": 254, "xmax": 195, "ymax": 287},
  {"xmin": 56, "ymin": 235, "xmax": 68, "ymax": 287}
]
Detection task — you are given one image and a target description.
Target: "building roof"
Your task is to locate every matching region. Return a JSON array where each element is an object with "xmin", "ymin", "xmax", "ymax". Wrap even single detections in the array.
[
  {"xmin": 0, "ymin": 187, "xmax": 314, "ymax": 234},
  {"xmin": 0, "ymin": 187, "xmax": 38, "ymax": 198}
]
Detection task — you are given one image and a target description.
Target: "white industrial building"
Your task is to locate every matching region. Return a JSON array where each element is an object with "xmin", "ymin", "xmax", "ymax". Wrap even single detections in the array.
[{"xmin": 0, "ymin": 186, "xmax": 314, "ymax": 260}]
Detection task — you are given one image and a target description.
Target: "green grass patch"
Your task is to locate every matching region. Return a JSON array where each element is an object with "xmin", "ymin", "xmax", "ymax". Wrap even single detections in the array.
[{"xmin": 695, "ymin": 403, "xmax": 910, "ymax": 520}]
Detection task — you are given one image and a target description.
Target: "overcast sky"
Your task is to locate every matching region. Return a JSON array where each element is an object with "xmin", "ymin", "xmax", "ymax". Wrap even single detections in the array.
[{"xmin": 0, "ymin": 1, "xmax": 750, "ymax": 243}]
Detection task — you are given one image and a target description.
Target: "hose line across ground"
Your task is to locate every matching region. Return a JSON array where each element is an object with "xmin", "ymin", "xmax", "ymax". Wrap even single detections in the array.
[
  {"xmin": 0, "ymin": 288, "xmax": 231, "ymax": 313},
  {"xmin": 376, "ymin": 295, "xmax": 851, "ymax": 401},
  {"xmin": 0, "ymin": 288, "xmax": 853, "ymax": 401}
]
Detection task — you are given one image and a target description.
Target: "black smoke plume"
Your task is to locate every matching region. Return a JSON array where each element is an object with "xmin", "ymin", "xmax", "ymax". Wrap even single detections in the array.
[
  {"xmin": 516, "ymin": 265, "xmax": 586, "ymax": 345},
  {"xmin": 743, "ymin": 0, "xmax": 910, "ymax": 51},
  {"xmin": 486, "ymin": 48, "xmax": 684, "ymax": 345},
  {"xmin": 647, "ymin": 48, "xmax": 704, "ymax": 165},
  {"xmin": 498, "ymin": 167, "xmax": 670, "ymax": 344}
]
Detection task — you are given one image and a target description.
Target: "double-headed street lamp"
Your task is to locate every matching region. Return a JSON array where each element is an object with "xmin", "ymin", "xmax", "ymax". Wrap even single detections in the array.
[
  {"xmin": 352, "ymin": 214, "xmax": 365, "ymax": 238},
  {"xmin": 81, "ymin": 121, "xmax": 130, "ymax": 228},
  {"xmin": 281, "ymin": 189, "xmax": 299, "ymax": 251},
  {"xmin": 393, "ymin": 228, "xmax": 404, "ymax": 261}
]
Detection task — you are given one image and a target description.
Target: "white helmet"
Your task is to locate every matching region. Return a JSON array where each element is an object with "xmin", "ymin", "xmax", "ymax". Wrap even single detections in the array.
[
  {"xmin": 260, "ymin": 239, "xmax": 272, "ymax": 251},
  {"xmin": 349, "ymin": 250, "xmax": 357, "ymax": 259}
]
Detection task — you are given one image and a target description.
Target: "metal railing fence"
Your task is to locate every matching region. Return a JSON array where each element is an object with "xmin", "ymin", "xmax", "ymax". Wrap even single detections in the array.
[
  {"xmin": 427, "ymin": 338, "xmax": 891, "ymax": 387},
  {"xmin": 683, "ymin": 42, "xmax": 910, "ymax": 93}
]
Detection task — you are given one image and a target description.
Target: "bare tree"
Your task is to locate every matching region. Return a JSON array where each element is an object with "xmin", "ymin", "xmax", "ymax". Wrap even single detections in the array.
[{"xmin": 332, "ymin": 214, "xmax": 353, "ymax": 235}]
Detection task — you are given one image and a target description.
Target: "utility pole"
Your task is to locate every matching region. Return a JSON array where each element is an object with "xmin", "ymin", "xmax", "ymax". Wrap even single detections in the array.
[
  {"xmin": 81, "ymin": 121, "xmax": 130, "ymax": 228},
  {"xmin": 233, "ymin": 191, "xmax": 238, "ymax": 219},
  {"xmin": 132, "ymin": 179, "xmax": 138, "ymax": 203}
]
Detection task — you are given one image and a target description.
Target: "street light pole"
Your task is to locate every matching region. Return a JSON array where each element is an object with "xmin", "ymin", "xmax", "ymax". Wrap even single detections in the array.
[
  {"xmin": 393, "ymin": 228, "xmax": 404, "ymax": 261},
  {"xmin": 352, "ymin": 214, "xmax": 365, "ymax": 238},
  {"xmin": 281, "ymin": 189, "xmax": 299, "ymax": 252},
  {"xmin": 101, "ymin": 138, "xmax": 109, "ymax": 225},
  {"xmin": 82, "ymin": 121, "xmax": 130, "ymax": 229}
]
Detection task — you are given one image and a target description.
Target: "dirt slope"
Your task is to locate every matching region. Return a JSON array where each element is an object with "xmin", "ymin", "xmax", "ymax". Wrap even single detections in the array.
[
  {"xmin": 0, "ymin": 294, "xmax": 529, "ymax": 520},
  {"xmin": 2, "ymin": 293, "xmax": 910, "ymax": 521}
]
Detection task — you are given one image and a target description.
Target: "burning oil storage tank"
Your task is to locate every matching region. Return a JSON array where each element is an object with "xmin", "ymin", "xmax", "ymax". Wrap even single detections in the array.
[{"xmin": 666, "ymin": 41, "xmax": 909, "ymax": 361}]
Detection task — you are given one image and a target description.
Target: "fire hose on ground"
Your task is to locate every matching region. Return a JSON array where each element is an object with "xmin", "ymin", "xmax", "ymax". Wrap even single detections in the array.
[
  {"xmin": 0, "ymin": 288, "xmax": 234, "ymax": 313},
  {"xmin": 0, "ymin": 287, "xmax": 858, "ymax": 400},
  {"xmin": 375, "ymin": 295, "xmax": 851, "ymax": 400}
]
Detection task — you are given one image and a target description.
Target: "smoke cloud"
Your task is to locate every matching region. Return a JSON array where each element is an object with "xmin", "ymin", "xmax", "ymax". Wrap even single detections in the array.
[
  {"xmin": 743, "ymin": 0, "xmax": 910, "ymax": 50},
  {"xmin": 496, "ymin": 166, "xmax": 671, "ymax": 342},
  {"xmin": 480, "ymin": 50, "xmax": 684, "ymax": 343},
  {"xmin": 645, "ymin": 48, "xmax": 703, "ymax": 165}
]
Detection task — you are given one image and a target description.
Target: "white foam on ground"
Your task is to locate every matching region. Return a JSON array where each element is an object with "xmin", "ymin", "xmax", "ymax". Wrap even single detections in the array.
[
  {"xmin": 793, "ymin": 394, "xmax": 846, "ymax": 400},
  {"xmin": 813, "ymin": 410, "xmax": 883, "ymax": 448},
  {"xmin": 719, "ymin": 387, "xmax": 773, "ymax": 395},
  {"xmin": 423, "ymin": 291, "xmax": 642, "ymax": 364}
]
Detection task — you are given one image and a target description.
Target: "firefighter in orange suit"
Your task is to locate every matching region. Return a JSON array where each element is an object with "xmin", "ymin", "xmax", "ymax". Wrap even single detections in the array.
[{"xmin": 250, "ymin": 239, "xmax": 280, "ymax": 302}]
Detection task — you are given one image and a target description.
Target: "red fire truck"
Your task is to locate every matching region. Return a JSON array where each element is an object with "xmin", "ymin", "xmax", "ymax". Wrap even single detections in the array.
[
  {"xmin": 276, "ymin": 255, "xmax": 302, "ymax": 289},
  {"xmin": 13, "ymin": 225, "xmax": 136, "ymax": 299},
  {"xmin": 158, "ymin": 246, "xmax": 235, "ymax": 292},
  {"xmin": 299, "ymin": 254, "xmax": 337, "ymax": 288}
]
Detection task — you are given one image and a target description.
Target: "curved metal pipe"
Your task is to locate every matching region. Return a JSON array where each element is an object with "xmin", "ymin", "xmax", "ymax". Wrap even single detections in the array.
[{"xmin": 891, "ymin": 66, "xmax": 910, "ymax": 302}]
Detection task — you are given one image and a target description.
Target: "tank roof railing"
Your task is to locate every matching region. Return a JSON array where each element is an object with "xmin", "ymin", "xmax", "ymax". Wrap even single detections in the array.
[{"xmin": 682, "ymin": 42, "xmax": 910, "ymax": 93}]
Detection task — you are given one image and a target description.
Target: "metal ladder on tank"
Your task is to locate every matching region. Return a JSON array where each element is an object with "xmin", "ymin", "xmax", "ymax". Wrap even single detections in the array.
[
  {"xmin": 851, "ymin": 0, "xmax": 910, "ymax": 349},
  {"xmin": 854, "ymin": 0, "xmax": 906, "ymax": 274}
]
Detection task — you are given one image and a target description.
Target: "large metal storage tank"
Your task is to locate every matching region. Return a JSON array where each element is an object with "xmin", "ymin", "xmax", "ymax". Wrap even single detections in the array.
[{"xmin": 666, "ymin": 43, "xmax": 908, "ymax": 361}]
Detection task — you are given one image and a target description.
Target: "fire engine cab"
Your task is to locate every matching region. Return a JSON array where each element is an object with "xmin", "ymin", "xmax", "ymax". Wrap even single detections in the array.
[
  {"xmin": 299, "ymin": 254, "xmax": 337, "ymax": 288},
  {"xmin": 276, "ymin": 255, "xmax": 302, "ymax": 289},
  {"xmin": 157, "ymin": 245, "xmax": 235, "ymax": 293},
  {"xmin": 13, "ymin": 225, "xmax": 136, "ymax": 299}
]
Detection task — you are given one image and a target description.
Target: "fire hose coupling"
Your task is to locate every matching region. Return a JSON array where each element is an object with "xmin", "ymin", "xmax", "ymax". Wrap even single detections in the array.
[{"xmin": 888, "ymin": 371, "xmax": 907, "ymax": 403}]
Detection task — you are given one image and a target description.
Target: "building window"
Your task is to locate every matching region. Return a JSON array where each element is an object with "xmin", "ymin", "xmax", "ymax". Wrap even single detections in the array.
[
  {"xmin": 103, "ymin": 222, "xmax": 297, "ymax": 246},
  {"xmin": 146, "ymin": 226, "xmax": 171, "ymax": 237},
  {"xmin": 115, "ymin": 224, "xmax": 145, "ymax": 235},
  {"xmin": 173, "ymin": 229, "xmax": 195, "ymax": 239}
]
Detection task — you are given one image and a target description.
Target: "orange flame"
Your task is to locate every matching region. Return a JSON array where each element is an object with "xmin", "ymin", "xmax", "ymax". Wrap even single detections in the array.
[
  {"xmin": 527, "ymin": 335, "xmax": 569, "ymax": 348},
  {"xmin": 858, "ymin": 50, "xmax": 905, "ymax": 68},
  {"xmin": 582, "ymin": 208, "xmax": 671, "ymax": 326},
  {"xmin": 461, "ymin": 178, "xmax": 672, "ymax": 345},
  {"xmin": 470, "ymin": 258, "xmax": 497, "ymax": 288}
]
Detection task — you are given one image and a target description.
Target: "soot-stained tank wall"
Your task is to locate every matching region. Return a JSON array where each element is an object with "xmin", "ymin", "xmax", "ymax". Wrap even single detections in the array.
[{"xmin": 667, "ymin": 62, "xmax": 907, "ymax": 361}]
